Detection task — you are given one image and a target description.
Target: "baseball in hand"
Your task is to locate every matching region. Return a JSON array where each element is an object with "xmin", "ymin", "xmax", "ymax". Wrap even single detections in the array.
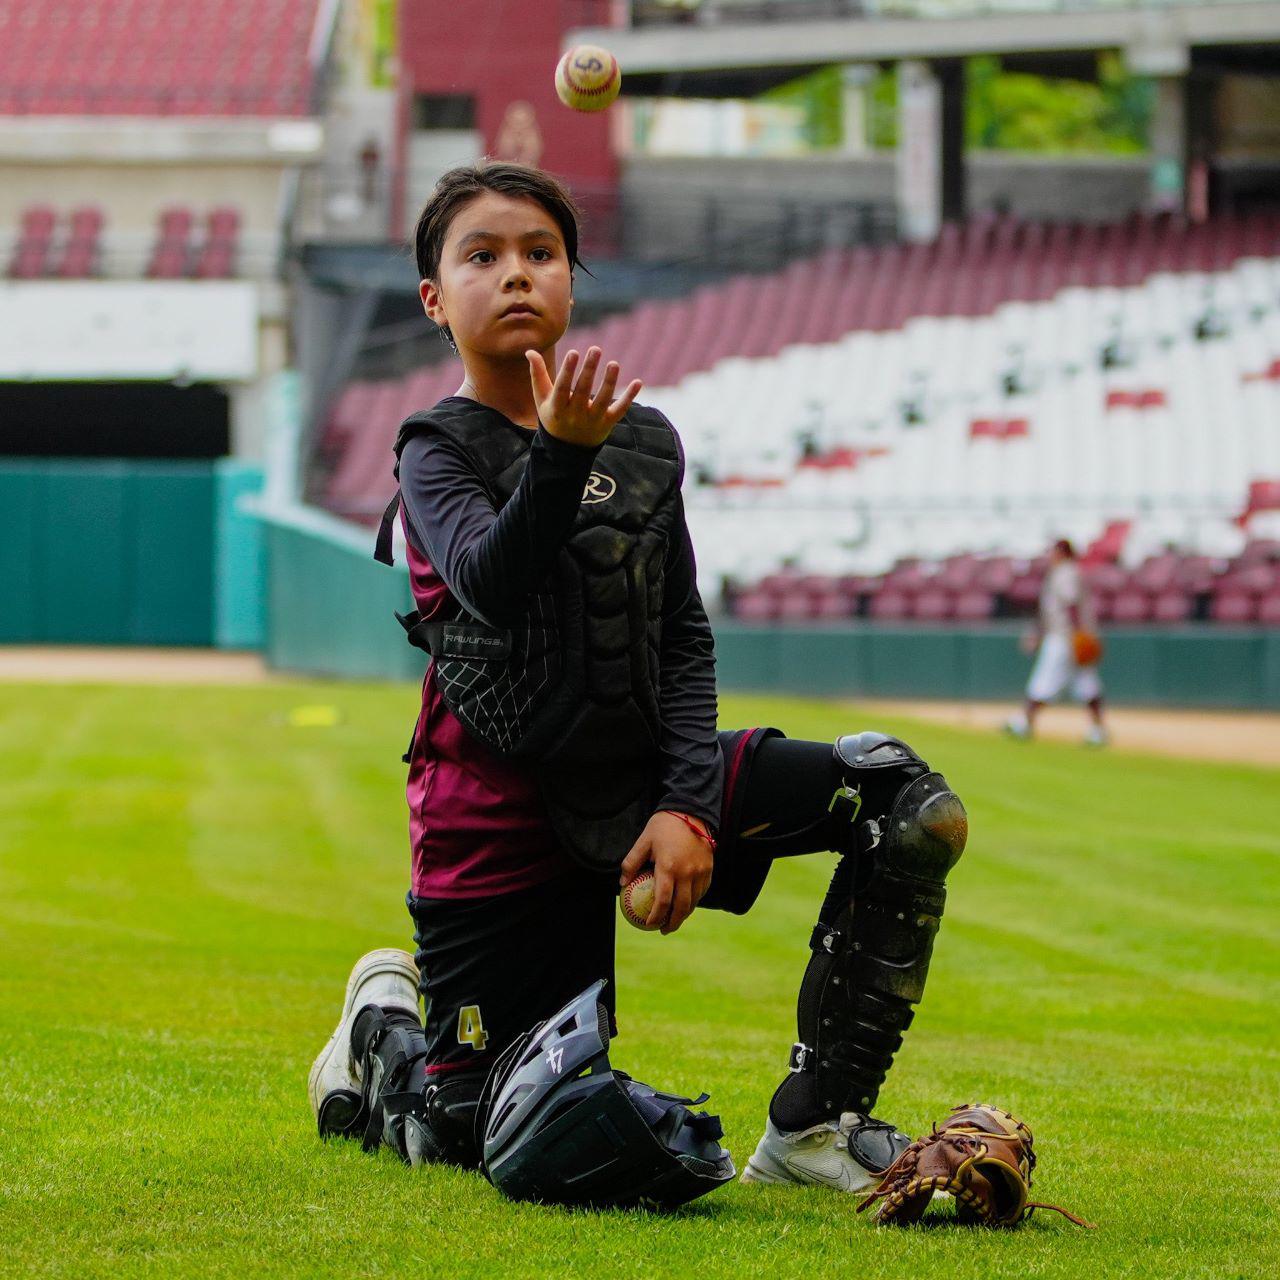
[
  {"xmin": 555, "ymin": 45, "xmax": 621, "ymax": 113},
  {"xmin": 620, "ymin": 870, "xmax": 661, "ymax": 931}
]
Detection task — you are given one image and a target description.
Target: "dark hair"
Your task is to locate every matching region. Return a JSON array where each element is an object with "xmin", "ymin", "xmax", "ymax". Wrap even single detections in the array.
[
  {"xmin": 413, "ymin": 162, "xmax": 584, "ymax": 282},
  {"xmin": 1053, "ymin": 538, "xmax": 1076, "ymax": 559}
]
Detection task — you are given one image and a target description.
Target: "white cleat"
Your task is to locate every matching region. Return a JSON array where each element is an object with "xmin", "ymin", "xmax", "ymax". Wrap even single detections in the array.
[
  {"xmin": 740, "ymin": 1114, "xmax": 909, "ymax": 1194},
  {"xmin": 1084, "ymin": 724, "xmax": 1109, "ymax": 748},
  {"xmin": 1003, "ymin": 715, "xmax": 1031, "ymax": 741},
  {"xmin": 307, "ymin": 948, "xmax": 421, "ymax": 1134}
]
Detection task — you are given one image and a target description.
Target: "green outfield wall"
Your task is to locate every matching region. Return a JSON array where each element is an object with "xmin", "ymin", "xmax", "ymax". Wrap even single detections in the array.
[
  {"xmin": 711, "ymin": 623, "xmax": 1280, "ymax": 709},
  {"xmin": 257, "ymin": 508, "xmax": 1280, "ymax": 708},
  {"xmin": 0, "ymin": 460, "xmax": 263, "ymax": 648},
  {"xmin": 261, "ymin": 503, "xmax": 425, "ymax": 682}
]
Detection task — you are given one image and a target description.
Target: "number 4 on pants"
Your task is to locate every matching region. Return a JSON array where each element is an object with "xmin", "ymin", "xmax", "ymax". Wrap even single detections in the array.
[{"xmin": 457, "ymin": 1004, "xmax": 489, "ymax": 1050}]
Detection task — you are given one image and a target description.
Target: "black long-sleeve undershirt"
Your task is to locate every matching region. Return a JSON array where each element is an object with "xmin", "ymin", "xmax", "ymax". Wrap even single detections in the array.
[{"xmin": 397, "ymin": 404, "xmax": 723, "ymax": 831}]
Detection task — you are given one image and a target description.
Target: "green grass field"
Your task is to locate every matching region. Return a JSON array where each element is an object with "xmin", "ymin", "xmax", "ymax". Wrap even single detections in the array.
[{"xmin": 1, "ymin": 682, "xmax": 1277, "ymax": 1279}]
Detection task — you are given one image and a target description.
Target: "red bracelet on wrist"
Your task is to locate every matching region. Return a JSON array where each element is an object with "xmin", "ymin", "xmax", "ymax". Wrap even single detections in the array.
[{"xmin": 661, "ymin": 810, "xmax": 717, "ymax": 853}]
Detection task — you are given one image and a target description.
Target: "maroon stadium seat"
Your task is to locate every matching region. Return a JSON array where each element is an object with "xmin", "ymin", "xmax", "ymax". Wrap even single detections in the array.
[
  {"xmin": 1131, "ymin": 555, "xmax": 1179, "ymax": 592},
  {"xmin": 53, "ymin": 205, "xmax": 105, "ymax": 277},
  {"xmin": 67, "ymin": 206, "xmax": 104, "ymax": 239},
  {"xmin": 732, "ymin": 592, "xmax": 777, "ymax": 623},
  {"xmin": 869, "ymin": 589, "xmax": 913, "ymax": 621},
  {"xmin": 758, "ymin": 572, "xmax": 802, "ymax": 597},
  {"xmin": 911, "ymin": 589, "xmax": 954, "ymax": 622},
  {"xmin": 1210, "ymin": 592, "xmax": 1257, "ymax": 624},
  {"xmin": 1109, "ymin": 591, "xmax": 1153, "ymax": 624},
  {"xmin": 1256, "ymin": 594, "xmax": 1280, "ymax": 627},
  {"xmin": 975, "ymin": 557, "xmax": 1016, "ymax": 593},
  {"xmin": 1086, "ymin": 562, "xmax": 1128, "ymax": 594},
  {"xmin": 1238, "ymin": 539, "xmax": 1280, "ymax": 565},
  {"xmin": 1005, "ymin": 571, "xmax": 1043, "ymax": 611},
  {"xmin": 836, "ymin": 574, "xmax": 880, "ymax": 597},
  {"xmin": 810, "ymin": 591, "xmax": 852, "ymax": 621},
  {"xmin": 935, "ymin": 556, "xmax": 979, "ymax": 592},
  {"xmin": 1220, "ymin": 565, "xmax": 1278, "ymax": 596},
  {"xmin": 1175, "ymin": 555, "xmax": 1222, "ymax": 592},
  {"xmin": 193, "ymin": 206, "xmax": 241, "ymax": 278},
  {"xmin": 953, "ymin": 590, "xmax": 995, "ymax": 622},
  {"xmin": 18, "ymin": 205, "xmax": 55, "ymax": 241},
  {"xmin": 148, "ymin": 205, "xmax": 197, "ymax": 278},
  {"xmin": 885, "ymin": 561, "xmax": 929, "ymax": 592},
  {"xmin": 776, "ymin": 591, "xmax": 819, "ymax": 623},
  {"xmin": 1151, "ymin": 590, "xmax": 1194, "ymax": 623},
  {"xmin": 8, "ymin": 204, "xmax": 58, "ymax": 278}
]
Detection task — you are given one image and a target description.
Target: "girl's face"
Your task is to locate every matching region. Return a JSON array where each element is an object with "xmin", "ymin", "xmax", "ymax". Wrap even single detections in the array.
[{"xmin": 420, "ymin": 191, "xmax": 573, "ymax": 363}]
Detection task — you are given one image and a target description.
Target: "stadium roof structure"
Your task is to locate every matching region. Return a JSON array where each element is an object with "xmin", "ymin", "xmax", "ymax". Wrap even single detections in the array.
[
  {"xmin": 0, "ymin": 0, "xmax": 337, "ymax": 117},
  {"xmin": 576, "ymin": 1, "xmax": 1280, "ymax": 94}
]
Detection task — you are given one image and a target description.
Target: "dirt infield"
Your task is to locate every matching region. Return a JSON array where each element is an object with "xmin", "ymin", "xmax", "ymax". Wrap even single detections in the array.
[
  {"xmin": 857, "ymin": 699, "xmax": 1280, "ymax": 769},
  {"xmin": 2, "ymin": 646, "xmax": 1276, "ymax": 768},
  {"xmin": 0, "ymin": 646, "xmax": 275, "ymax": 685}
]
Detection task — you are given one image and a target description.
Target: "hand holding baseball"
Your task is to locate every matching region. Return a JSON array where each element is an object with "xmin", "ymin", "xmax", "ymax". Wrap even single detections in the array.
[
  {"xmin": 619, "ymin": 811, "xmax": 713, "ymax": 935},
  {"xmin": 527, "ymin": 346, "xmax": 642, "ymax": 449}
]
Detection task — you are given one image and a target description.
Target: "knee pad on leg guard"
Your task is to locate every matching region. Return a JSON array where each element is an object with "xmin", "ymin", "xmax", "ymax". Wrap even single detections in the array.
[{"xmin": 777, "ymin": 736, "xmax": 967, "ymax": 1123}]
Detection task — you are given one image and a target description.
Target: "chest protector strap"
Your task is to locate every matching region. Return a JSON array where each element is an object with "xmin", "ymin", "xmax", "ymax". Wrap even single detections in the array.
[{"xmin": 375, "ymin": 402, "xmax": 682, "ymax": 873}]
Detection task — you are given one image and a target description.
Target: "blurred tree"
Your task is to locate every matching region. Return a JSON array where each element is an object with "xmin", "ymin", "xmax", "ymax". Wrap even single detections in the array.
[
  {"xmin": 760, "ymin": 65, "xmax": 845, "ymax": 149},
  {"xmin": 966, "ymin": 55, "xmax": 1152, "ymax": 154},
  {"xmin": 759, "ymin": 57, "xmax": 1152, "ymax": 155}
]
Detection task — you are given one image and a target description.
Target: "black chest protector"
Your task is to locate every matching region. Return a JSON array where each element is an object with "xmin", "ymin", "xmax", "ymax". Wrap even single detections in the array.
[{"xmin": 374, "ymin": 400, "xmax": 682, "ymax": 872}]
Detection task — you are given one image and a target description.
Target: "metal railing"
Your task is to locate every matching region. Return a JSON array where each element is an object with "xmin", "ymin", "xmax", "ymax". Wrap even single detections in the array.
[{"xmin": 292, "ymin": 162, "xmax": 898, "ymax": 268}]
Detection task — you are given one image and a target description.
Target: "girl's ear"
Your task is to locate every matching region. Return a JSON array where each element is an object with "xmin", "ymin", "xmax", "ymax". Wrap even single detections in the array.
[{"xmin": 420, "ymin": 278, "xmax": 447, "ymax": 328}]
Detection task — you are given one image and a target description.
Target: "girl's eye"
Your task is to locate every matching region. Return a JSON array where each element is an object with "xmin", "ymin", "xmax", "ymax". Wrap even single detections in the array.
[
  {"xmin": 530, "ymin": 247, "xmax": 553, "ymax": 262},
  {"xmin": 468, "ymin": 250, "xmax": 494, "ymax": 264}
]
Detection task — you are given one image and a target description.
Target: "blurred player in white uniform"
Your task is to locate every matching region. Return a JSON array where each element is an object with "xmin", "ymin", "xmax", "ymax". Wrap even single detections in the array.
[{"xmin": 1006, "ymin": 539, "xmax": 1108, "ymax": 746}]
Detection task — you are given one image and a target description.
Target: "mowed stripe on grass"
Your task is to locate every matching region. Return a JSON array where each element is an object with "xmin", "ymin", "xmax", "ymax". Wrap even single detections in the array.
[{"xmin": 0, "ymin": 684, "xmax": 1277, "ymax": 1279}]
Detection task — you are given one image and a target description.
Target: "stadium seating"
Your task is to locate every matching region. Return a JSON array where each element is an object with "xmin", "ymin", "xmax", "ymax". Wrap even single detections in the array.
[
  {"xmin": 53, "ymin": 206, "xmax": 105, "ymax": 278},
  {"xmin": 7, "ymin": 204, "xmax": 107, "ymax": 279},
  {"xmin": 309, "ymin": 209, "xmax": 1280, "ymax": 625},
  {"xmin": 147, "ymin": 207, "xmax": 196, "ymax": 279},
  {"xmin": 143, "ymin": 206, "xmax": 243, "ymax": 279},
  {"xmin": 0, "ymin": 1, "xmax": 323, "ymax": 117},
  {"xmin": 7, "ymin": 206, "xmax": 57, "ymax": 278},
  {"xmin": 192, "ymin": 208, "xmax": 241, "ymax": 279},
  {"xmin": 725, "ymin": 541, "xmax": 1280, "ymax": 627}
]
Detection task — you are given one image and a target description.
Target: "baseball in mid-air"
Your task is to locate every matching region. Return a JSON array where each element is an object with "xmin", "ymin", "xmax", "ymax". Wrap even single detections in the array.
[
  {"xmin": 555, "ymin": 45, "xmax": 621, "ymax": 113},
  {"xmin": 620, "ymin": 870, "xmax": 661, "ymax": 931}
]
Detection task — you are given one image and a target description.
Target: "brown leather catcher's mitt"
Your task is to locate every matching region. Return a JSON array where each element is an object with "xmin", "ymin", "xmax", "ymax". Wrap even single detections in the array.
[
  {"xmin": 857, "ymin": 1103, "xmax": 1093, "ymax": 1228},
  {"xmin": 1072, "ymin": 629, "xmax": 1103, "ymax": 667}
]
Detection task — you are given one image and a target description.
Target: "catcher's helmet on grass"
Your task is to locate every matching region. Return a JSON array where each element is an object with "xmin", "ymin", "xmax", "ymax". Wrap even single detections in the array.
[{"xmin": 478, "ymin": 981, "xmax": 735, "ymax": 1209}]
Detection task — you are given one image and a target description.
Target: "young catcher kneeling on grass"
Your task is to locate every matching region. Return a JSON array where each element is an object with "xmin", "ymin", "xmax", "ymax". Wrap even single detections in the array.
[{"xmin": 307, "ymin": 163, "xmax": 968, "ymax": 1209}]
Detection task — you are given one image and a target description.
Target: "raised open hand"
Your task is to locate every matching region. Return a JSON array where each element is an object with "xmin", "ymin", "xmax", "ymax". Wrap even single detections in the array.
[{"xmin": 527, "ymin": 346, "xmax": 642, "ymax": 448}]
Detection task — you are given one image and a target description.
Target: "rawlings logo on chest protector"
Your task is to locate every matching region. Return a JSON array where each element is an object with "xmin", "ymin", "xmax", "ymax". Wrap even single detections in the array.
[{"xmin": 582, "ymin": 472, "xmax": 616, "ymax": 504}]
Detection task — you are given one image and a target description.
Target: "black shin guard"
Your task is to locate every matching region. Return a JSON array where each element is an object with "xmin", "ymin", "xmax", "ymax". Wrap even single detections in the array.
[
  {"xmin": 402, "ymin": 1072, "xmax": 485, "ymax": 1170},
  {"xmin": 350, "ymin": 1005, "xmax": 484, "ymax": 1168},
  {"xmin": 771, "ymin": 734, "xmax": 968, "ymax": 1130}
]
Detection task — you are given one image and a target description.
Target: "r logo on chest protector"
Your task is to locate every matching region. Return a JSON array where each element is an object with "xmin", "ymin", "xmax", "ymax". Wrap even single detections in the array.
[{"xmin": 582, "ymin": 472, "xmax": 616, "ymax": 504}]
